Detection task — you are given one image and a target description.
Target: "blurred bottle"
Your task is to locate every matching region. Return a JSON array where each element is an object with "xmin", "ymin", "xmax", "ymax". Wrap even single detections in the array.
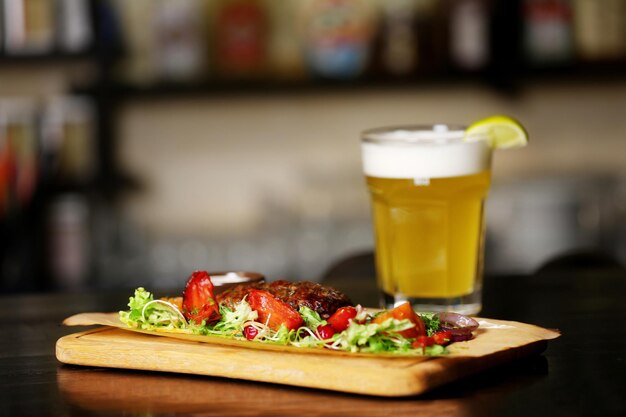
[
  {"xmin": 57, "ymin": 0, "xmax": 93, "ymax": 53},
  {"xmin": 48, "ymin": 194, "xmax": 91, "ymax": 291},
  {"xmin": 413, "ymin": 0, "xmax": 446, "ymax": 75},
  {"xmin": 522, "ymin": 0, "xmax": 573, "ymax": 66},
  {"xmin": 610, "ymin": 177, "xmax": 626, "ymax": 266},
  {"xmin": 572, "ymin": 0, "xmax": 626, "ymax": 61},
  {"xmin": 300, "ymin": 0, "xmax": 377, "ymax": 80},
  {"xmin": 266, "ymin": 0, "xmax": 307, "ymax": 80},
  {"xmin": 0, "ymin": 99, "xmax": 38, "ymax": 217},
  {"xmin": 213, "ymin": 0, "xmax": 268, "ymax": 79},
  {"xmin": 154, "ymin": 0, "xmax": 207, "ymax": 82},
  {"xmin": 40, "ymin": 96, "xmax": 96, "ymax": 185},
  {"xmin": 0, "ymin": 105, "xmax": 8, "ymax": 217},
  {"xmin": 0, "ymin": 3, "xmax": 4, "ymax": 53},
  {"xmin": 113, "ymin": 0, "xmax": 159, "ymax": 84},
  {"xmin": 2, "ymin": 0, "xmax": 55, "ymax": 54},
  {"xmin": 449, "ymin": 0, "xmax": 492, "ymax": 71},
  {"xmin": 374, "ymin": 0, "xmax": 419, "ymax": 77}
]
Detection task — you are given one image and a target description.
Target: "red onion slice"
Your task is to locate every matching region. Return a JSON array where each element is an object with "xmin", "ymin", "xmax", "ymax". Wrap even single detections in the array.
[
  {"xmin": 449, "ymin": 332, "xmax": 473, "ymax": 342},
  {"xmin": 435, "ymin": 312, "xmax": 479, "ymax": 337}
]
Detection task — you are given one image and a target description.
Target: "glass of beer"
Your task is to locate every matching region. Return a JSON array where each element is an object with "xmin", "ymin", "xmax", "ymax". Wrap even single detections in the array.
[{"xmin": 361, "ymin": 124, "xmax": 492, "ymax": 314}]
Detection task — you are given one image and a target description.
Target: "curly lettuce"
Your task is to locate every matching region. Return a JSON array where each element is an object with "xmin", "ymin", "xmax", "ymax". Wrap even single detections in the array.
[
  {"xmin": 329, "ymin": 318, "xmax": 416, "ymax": 354},
  {"xmin": 202, "ymin": 300, "xmax": 258, "ymax": 337},
  {"xmin": 118, "ymin": 287, "xmax": 449, "ymax": 355},
  {"xmin": 119, "ymin": 288, "xmax": 189, "ymax": 332}
]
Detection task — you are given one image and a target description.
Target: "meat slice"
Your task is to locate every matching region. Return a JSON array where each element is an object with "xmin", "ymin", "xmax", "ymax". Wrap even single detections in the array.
[{"xmin": 216, "ymin": 280, "xmax": 353, "ymax": 319}]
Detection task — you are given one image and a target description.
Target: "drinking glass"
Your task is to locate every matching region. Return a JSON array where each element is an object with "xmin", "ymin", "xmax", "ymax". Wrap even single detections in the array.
[{"xmin": 361, "ymin": 124, "xmax": 492, "ymax": 314}]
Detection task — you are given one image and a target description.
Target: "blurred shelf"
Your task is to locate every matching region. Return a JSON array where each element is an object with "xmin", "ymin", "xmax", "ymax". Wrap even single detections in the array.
[
  {"xmin": 82, "ymin": 73, "xmax": 490, "ymax": 100},
  {"xmin": 0, "ymin": 50, "xmax": 97, "ymax": 66},
  {"xmin": 70, "ymin": 60, "xmax": 626, "ymax": 101},
  {"xmin": 38, "ymin": 172, "xmax": 142, "ymax": 198},
  {"xmin": 522, "ymin": 60, "xmax": 626, "ymax": 84}
]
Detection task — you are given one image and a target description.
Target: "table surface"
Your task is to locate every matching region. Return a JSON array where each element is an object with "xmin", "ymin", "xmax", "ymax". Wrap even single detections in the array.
[{"xmin": 2, "ymin": 264, "xmax": 626, "ymax": 417}]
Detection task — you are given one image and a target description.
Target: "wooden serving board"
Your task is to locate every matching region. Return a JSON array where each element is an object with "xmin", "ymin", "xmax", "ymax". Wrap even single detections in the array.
[{"xmin": 56, "ymin": 314, "xmax": 559, "ymax": 397}]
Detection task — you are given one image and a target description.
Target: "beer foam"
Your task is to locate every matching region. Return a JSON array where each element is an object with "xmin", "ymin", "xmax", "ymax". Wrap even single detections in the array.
[{"xmin": 362, "ymin": 126, "xmax": 492, "ymax": 179}]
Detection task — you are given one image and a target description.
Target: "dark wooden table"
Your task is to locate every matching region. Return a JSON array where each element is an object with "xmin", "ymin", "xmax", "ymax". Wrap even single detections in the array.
[{"xmin": 2, "ymin": 264, "xmax": 626, "ymax": 417}]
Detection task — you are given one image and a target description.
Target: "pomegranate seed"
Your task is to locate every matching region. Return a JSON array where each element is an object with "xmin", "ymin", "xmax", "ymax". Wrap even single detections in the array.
[
  {"xmin": 317, "ymin": 324, "xmax": 336, "ymax": 340},
  {"xmin": 243, "ymin": 325, "xmax": 258, "ymax": 340}
]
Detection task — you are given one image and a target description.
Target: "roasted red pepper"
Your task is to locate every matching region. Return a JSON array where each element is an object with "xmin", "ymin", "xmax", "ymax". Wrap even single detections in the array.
[
  {"xmin": 182, "ymin": 271, "xmax": 221, "ymax": 324},
  {"xmin": 248, "ymin": 289, "xmax": 304, "ymax": 331},
  {"xmin": 372, "ymin": 302, "xmax": 426, "ymax": 339}
]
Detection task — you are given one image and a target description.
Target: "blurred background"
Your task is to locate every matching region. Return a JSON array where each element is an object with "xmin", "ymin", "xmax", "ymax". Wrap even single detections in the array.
[{"xmin": 1, "ymin": 0, "xmax": 625, "ymax": 293}]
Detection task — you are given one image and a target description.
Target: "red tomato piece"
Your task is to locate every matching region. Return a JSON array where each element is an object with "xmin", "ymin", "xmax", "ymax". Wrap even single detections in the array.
[
  {"xmin": 248, "ymin": 289, "xmax": 304, "ymax": 331},
  {"xmin": 316, "ymin": 324, "xmax": 336, "ymax": 340},
  {"xmin": 327, "ymin": 306, "xmax": 357, "ymax": 332},
  {"xmin": 412, "ymin": 335, "xmax": 435, "ymax": 349},
  {"xmin": 372, "ymin": 302, "xmax": 426, "ymax": 339},
  {"xmin": 432, "ymin": 330, "xmax": 453, "ymax": 346},
  {"xmin": 182, "ymin": 271, "xmax": 221, "ymax": 324}
]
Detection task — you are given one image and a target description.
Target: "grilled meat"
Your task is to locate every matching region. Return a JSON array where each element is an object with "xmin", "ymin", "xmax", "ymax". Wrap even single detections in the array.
[{"xmin": 216, "ymin": 280, "xmax": 353, "ymax": 319}]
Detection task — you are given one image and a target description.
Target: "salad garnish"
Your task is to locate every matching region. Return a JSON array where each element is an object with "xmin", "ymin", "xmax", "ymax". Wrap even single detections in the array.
[{"xmin": 119, "ymin": 272, "xmax": 480, "ymax": 355}]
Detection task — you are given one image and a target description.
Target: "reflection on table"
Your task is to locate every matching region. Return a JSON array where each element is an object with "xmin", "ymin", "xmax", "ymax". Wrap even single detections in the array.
[{"xmin": 57, "ymin": 355, "xmax": 548, "ymax": 417}]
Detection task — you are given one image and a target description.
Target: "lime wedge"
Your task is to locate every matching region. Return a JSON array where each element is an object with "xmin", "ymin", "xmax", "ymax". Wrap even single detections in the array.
[{"xmin": 465, "ymin": 115, "xmax": 529, "ymax": 149}]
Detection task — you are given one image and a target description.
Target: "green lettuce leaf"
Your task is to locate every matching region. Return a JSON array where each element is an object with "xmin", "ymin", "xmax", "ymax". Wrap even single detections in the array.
[
  {"xmin": 119, "ymin": 287, "xmax": 188, "ymax": 331},
  {"xmin": 299, "ymin": 306, "xmax": 326, "ymax": 329},
  {"xmin": 204, "ymin": 300, "xmax": 258, "ymax": 337},
  {"xmin": 330, "ymin": 318, "xmax": 415, "ymax": 354}
]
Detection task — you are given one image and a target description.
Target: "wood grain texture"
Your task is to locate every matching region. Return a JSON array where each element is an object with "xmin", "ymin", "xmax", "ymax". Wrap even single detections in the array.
[{"xmin": 56, "ymin": 323, "xmax": 557, "ymax": 397}]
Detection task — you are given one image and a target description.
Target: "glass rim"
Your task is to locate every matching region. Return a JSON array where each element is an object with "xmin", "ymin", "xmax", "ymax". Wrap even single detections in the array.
[{"xmin": 361, "ymin": 123, "xmax": 478, "ymax": 144}]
